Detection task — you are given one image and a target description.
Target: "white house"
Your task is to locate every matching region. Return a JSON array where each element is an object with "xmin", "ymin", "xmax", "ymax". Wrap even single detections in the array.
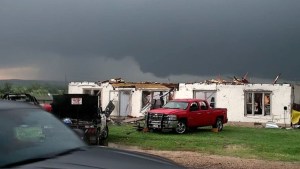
[
  {"xmin": 68, "ymin": 79, "xmax": 300, "ymax": 125},
  {"xmin": 175, "ymin": 83, "xmax": 300, "ymax": 125}
]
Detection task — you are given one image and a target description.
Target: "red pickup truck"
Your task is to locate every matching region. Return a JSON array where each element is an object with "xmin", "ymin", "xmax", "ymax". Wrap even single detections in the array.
[{"xmin": 146, "ymin": 99, "xmax": 228, "ymax": 134}]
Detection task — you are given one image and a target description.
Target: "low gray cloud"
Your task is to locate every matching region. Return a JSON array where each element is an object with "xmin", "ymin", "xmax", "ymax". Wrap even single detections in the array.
[{"xmin": 0, "ymin": 0, "xmax": 299, "ymax": 82}]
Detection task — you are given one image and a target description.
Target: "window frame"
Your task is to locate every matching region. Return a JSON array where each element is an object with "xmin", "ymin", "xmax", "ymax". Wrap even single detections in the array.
[{"xmin": 244, "ymin": 91, "xmax": 272, "ymax": 116}]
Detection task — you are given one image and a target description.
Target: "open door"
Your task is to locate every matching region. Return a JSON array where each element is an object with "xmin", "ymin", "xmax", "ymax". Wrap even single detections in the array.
[
  {"xmin": 193, "ymin": 90, "xmax": 216, "ymax": 108},
  {"xmin": 119, "ymin": 90, "xmax": 131, "ymax": 117}
]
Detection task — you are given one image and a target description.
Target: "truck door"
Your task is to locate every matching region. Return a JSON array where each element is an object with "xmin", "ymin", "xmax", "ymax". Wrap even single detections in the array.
[
  {"xmin": 198, "ymin": 101, "xmax": 211, "ymax": 126},
  {"xmin": 188, "ymin": 101, "xmax": 205, "ymax": 127}
]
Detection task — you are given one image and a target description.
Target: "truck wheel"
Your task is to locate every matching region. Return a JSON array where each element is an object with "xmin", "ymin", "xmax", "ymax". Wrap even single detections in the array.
[
  {"xmin": 97, "ymin": 125, "xmax": 109, "ymax": 145},
  {"xmin": 101, "ymin": 125, "xmax": 109, "ymax": 140},
  {"xmin": 175, "ymin": 121, "xmax": 187, "ymax": 134},
  {"xmin": 214, "ymin": 118, "xmax": 223, "ymax": 131}
]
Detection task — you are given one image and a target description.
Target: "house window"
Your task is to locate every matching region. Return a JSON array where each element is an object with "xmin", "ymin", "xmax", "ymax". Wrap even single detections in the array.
[
  {"xmin": 245, "ymin": 92, "xmax": 271, "ymax": 116},
  {"xmin": 141, "ymin": 91, "xmax": 168, "ymax": 109}
]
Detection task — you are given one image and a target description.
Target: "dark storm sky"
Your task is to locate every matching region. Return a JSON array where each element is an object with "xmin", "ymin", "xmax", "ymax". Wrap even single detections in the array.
[{"xmin": 0, "ymin": 0, "xmax": 299, "ymax": 82}]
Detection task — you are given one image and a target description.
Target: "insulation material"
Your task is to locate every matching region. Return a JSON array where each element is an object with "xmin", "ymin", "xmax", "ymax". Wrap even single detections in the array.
[{"xmin": 291, "ymin": 109, "xmax": 300, "ymax": 124}]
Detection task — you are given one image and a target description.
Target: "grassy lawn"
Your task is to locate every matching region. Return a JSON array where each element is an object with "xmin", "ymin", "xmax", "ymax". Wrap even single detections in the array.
[{"xmin": 107, "ymin": 124, "xmax": 300, "ymax": 162}]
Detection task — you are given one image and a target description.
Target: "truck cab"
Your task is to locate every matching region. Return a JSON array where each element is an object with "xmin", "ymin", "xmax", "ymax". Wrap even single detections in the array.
[{"xmin": 146, "ymin": 99, "xmax": 228, "ymax": 134}]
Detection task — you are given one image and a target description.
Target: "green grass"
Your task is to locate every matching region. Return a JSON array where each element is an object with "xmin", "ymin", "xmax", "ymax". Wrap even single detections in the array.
[{"xmin": 107, "ymin": 124, "xmax": 300, "ymax": 162}]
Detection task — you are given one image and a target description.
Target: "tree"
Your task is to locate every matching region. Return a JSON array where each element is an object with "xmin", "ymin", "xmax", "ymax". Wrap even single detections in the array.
[
  {"xmin": 0, "ymin": 82, "xmax": 13, "ymax": 95},
  {"xmin": 13, "ymin": 86, "xmax": 27, "ymax": 94}
]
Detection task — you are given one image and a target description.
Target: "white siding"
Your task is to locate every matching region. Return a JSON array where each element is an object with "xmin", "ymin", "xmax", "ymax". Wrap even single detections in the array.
[
  {"xmin": 100, "ymin": 83, "xmax": 118, "ymax": 116},
  {"xmin": 130, "ymin": 90, "xmax": 143, "ymax": 117},
  {"xmin": 176, "ymin": 83, "xmax": 217, "ymax": 98},
  {"xmin": 68, "ymin": 82, "xmax": 101, "ymax": 94}
]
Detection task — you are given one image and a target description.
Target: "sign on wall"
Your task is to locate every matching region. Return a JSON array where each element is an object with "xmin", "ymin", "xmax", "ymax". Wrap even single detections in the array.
[{"xmin": 71, "ymin": 98, "xmax": 82, "ymax": 105}]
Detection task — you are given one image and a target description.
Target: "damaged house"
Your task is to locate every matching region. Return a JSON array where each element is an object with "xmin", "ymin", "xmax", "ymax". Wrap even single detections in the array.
[
  {"xmin": 68, "ymin": 78, "xmax": 300, "ymax": 126},
  {"xmin": 68, "ymin": 79, "xmax": 178, "ymax": 118}
]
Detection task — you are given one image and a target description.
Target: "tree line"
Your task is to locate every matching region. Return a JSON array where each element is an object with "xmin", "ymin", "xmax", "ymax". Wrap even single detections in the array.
[{"xmin": 0, "ymin": 82, "xmax": 66, "ymax": 97}]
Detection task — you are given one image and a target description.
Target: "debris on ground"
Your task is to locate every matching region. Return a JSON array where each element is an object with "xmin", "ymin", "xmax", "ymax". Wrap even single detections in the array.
[{"xmin": 265, "ymin": 121, "xmax": 279, "ymax": 128}]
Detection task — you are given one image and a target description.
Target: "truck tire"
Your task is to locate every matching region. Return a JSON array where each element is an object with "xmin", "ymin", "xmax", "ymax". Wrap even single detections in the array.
[
  {"xmin": 213, "ymin": 118, "xmax": 223, "ymax": 131},
  {"xmin": 101, "ymin": 125, "xmax": 109, "ymax": 140},
  {"xmin": 97, "ymin": 125, "xmax": 109, "ymax": 145},
  {"xmin": 175, "ymin": 120, "xmax": 187, "ymax": 134}
]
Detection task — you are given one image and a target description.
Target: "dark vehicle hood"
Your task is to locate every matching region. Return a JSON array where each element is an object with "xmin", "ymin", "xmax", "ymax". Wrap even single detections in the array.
[
  {"xmin": 149, "ymin": 108, "xmax": 185, "ymax": 115},
  {"xmin": 15, "ymin": 146, "xmax": 184, "ymax": 169}
]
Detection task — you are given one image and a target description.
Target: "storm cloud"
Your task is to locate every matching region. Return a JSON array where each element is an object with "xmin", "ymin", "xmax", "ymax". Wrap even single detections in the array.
[{"xmin": 1, "ymin": 0, "xmax": 300, "ymax": 82}]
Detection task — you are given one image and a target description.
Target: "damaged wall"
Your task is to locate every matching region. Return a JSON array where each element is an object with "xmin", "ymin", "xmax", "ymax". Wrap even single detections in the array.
[
  {"xmin": 68, "ymin": 81, "xmax": 174, "ymax": 118},
  {"xmin": 99, "ymin": 82, "xmax": 172, "ymax": 117}
]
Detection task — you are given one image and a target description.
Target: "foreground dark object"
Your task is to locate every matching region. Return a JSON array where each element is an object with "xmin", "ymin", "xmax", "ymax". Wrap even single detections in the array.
[{"xmin": 0, "ymin": 100, "xmax": 185, "ymax": 169}]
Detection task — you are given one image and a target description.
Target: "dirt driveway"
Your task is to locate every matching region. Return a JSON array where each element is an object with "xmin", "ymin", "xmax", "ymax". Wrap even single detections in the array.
[
  {"xmin": 108, "ymin": 144, "xmax": 299, "ymax": 169},
  {"xmin": 139, "ymin": 150, "xmax": 299, "ymax": 169}
]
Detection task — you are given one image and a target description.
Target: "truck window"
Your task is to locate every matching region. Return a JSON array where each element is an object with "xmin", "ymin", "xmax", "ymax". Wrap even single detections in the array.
[
  {"xmin": 190, "ymin": 102, "xmax": 199, "ymax": 111},
  {"xmin": 199, "ymin": 101, "xmax": 208, "ymax": 110}
]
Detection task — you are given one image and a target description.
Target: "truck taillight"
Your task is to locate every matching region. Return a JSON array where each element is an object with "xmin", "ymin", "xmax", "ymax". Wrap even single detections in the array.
[{"xmin": 85, "ymin": 128, "xmax": 96, "ymax": 134}]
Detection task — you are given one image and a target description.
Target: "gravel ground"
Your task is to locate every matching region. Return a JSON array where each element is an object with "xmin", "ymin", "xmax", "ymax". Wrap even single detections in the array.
[
  {"xmin": 139, "ymin": 150, "xmax": 300, "ymax": 169},
  {"xmin": 108, "ymin": 144, "xmax": 300, "ymax": 169}
]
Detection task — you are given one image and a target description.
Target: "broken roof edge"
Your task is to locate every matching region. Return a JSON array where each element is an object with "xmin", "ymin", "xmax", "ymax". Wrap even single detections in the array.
[
  {"xmin": 111, "ymin": 83, "xmax": 175, "ymax": 90},
  {"xmin": 97, "ymin": 77, "xmax": 293, "ymax": 88},
  {"xmin": 179, "ymin": 82, "xmax": 292, "ymax": 87},
  {"xmin": 97, "ymin": 78, "xmax": 179, "ymax": 89},
  {"xmin": 69, "ymin": 81, "xmax": 97, "ymax": 85}
]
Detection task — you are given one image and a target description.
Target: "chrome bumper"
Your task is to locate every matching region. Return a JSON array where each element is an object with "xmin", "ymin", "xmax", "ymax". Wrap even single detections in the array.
[{"xmin": 148, "ymin": 120, "xmax": 178, "ymax": 129}]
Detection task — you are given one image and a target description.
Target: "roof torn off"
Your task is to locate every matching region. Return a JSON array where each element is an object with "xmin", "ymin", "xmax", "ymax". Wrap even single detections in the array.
[{"xmin": 98, "ymin": 78, "xmax": 179, "ymax": 90}]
